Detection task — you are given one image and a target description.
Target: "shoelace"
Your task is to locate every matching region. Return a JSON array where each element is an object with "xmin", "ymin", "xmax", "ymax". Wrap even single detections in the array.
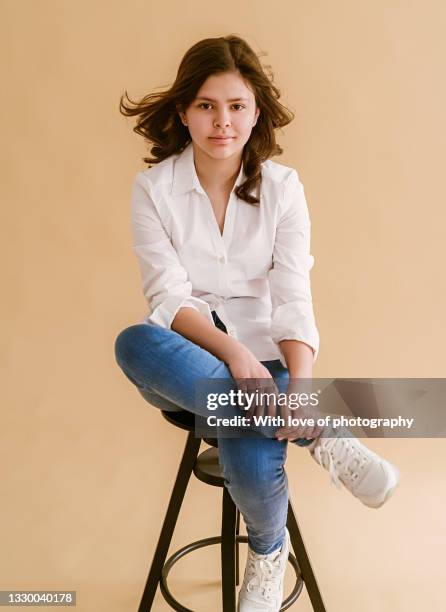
[
  {"xmin": 245, "ymin": 554, "xmax": 282, "ymax": 602},
  {"xmin": 312, "ymin": 427, "xmax": 370, "ymax": 489}
]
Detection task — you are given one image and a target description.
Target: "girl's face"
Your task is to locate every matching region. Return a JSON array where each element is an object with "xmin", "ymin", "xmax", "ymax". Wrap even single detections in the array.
[{"xmin": 178, "ymin": 71, "xmax": 260, "ymax": 161}]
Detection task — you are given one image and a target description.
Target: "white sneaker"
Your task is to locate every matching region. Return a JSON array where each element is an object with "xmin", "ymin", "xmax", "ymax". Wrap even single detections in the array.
[
  {"xmin": 309, "ymin": 425, "xmax": 400, "ymax": 508},
  {"xmin": 238, "ymin": 527, "xmax": 289, "ymax": 611}
]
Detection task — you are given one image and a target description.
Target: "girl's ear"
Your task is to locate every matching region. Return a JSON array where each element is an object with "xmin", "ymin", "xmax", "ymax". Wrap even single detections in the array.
[
  {"xmin": 253, "ymin": 107, "xmax": 260, "ymax": 127},
  {"xmin": 176, "ymin": 103, "xmax": 187, "ymax": 126}
]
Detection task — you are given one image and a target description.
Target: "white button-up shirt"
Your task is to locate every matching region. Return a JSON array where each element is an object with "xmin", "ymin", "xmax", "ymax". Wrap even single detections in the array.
[{"xmin": 130, "ymin": 141, "xmax": 320, "ymax": 366}]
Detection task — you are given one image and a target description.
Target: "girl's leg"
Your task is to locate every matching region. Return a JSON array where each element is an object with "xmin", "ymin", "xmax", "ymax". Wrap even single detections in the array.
[
  {"xmin": 114, "ymin": 321, "xmax": 236, "ymax": 417},
  {"xmin": 114, "ymin": 321, "xmax": 296, "ymax": 440},
  {"xmin": 215, "ymin": 360, "xmax": 290, "ymax": 555},
  {"xmin": 217, "ymin": 435, "xmax": 289, "ymax": 555},
  {"xmin": 114, "ymin": 323, "xmax": 291, "ymax": 553}
]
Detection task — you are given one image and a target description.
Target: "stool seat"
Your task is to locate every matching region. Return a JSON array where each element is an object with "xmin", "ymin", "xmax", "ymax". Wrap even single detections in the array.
[
  {"xmin": 162, "ymin": 409, "xmax": 218, "ymax": 448},
  {"xmin": 161, "ymin": 408, "xmax": 195, "ymax": 431},
  {"xmin": 193, "ymin": 447, "xmax": 224, "ymax": 487}
]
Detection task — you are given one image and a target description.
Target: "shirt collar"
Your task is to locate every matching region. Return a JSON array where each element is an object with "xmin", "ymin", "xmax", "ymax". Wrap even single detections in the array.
[{"xmin": 172, "ymin": 141, "xmax": 246, "ymax": 196}]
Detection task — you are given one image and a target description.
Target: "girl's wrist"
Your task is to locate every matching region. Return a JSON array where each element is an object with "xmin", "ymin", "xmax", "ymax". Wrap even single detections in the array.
[
  {"xmin": 219, "ymin": 336, "xmax": 249, "ymax": 363},
  {"xmin": 288, "ymin": 367, "xmax": 313, "ymax": 379}
]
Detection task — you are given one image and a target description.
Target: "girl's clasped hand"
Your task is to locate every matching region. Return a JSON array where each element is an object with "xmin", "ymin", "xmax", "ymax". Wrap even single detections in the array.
[
  {"xmin": 226, "ymin": 345, "xmax": 323, "ymax": 442},
  {"xmin": 275, "ymin": 382, "xmax": 325, "ymax": 442}
]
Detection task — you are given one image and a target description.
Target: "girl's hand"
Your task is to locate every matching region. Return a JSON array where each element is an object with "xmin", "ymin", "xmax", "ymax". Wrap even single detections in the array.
[
  {"xmin": 225, "ymin": 345, "xmax": 279, "ymax": 418},
  {"xmin": 275, "ymin": 379, "xmax": 324, "ymax": 442}
]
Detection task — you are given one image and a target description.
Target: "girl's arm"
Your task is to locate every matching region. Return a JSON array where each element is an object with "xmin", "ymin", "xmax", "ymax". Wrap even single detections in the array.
[
  {"xmin": 279, "ymin": 339, "xmax": 314, "ymax": 379},
  {"xmin": 171, "ymin": 306, "xmax": 242, "ymax": 364},
  {"xmin": 131, "ymin": 172, "xmax": 215, "ymax": 329},
  {"xmin": 268, "ymin": 169, "xmax": 320, "ymax": 367},
  {"xmin": 173, "ymin": 307, "xmax": 278, "ymax": 393}
]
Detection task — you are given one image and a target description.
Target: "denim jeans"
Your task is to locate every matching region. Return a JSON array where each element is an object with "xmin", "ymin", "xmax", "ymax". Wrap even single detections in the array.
[{"xmin": 114, "ymin": 319, "xmax": 313, "ymax": 554}]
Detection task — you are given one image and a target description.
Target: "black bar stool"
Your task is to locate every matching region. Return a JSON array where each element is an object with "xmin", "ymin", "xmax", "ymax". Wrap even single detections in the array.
[{"xmin": 136, "ymin": 403, "xmax": 327, "ymax": 612}]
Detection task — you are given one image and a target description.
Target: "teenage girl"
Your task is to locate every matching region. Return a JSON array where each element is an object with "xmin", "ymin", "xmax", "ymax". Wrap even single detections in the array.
[{"xmin": 114, "ymin": 35, "xmax": 400, "ymax": 612}]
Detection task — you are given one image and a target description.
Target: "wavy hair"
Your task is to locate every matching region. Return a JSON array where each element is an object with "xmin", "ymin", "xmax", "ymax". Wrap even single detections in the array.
[{"xmin": 119, "ymin": 34, "xmax": 295, "ymax": 205}]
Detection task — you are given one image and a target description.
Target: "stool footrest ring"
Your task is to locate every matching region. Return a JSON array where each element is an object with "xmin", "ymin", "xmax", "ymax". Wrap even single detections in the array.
[{"xmin": 159, "ymin": 535, "xmax": 303, "ymax": 611}]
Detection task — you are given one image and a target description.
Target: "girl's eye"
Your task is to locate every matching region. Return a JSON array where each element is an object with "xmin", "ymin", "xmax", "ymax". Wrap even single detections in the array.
[{"xmin": 197, "ymin": 103, "xmax": 245, "ymax": 110}]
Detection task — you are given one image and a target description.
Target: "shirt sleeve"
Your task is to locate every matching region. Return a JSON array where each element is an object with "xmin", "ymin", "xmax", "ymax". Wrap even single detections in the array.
[
  {"xmin": 268, "ymin": 169, "xmax": 320, "ymax": 363},
  {"xmin": 130, "ymin": 172, "xmax": 214, "ymax": 329}
]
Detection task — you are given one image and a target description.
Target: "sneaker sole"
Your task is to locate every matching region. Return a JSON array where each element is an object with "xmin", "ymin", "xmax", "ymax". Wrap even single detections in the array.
[{"xmin": 360, "ymin": 463, "xmax": 400, "ymax": 509}]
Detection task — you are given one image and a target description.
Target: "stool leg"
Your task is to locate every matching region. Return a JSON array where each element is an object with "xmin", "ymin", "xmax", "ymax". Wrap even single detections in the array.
[
  {"xmin": 235, "ymin": 509, "xmax": 240, "ymax": 586},
  {"xmin": 287, "ymin": 498, "xmax": 327, "ymax": 612},
  {"xmin": 221, "ymin": 487, "xmax": 237, "ymax": 612},
  {"xmin": 138, "ymin": 431, "xmax": 202, "ymax": 612}
]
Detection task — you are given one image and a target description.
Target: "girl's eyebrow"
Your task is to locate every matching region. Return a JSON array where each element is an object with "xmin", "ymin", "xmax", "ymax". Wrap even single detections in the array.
[{"xmin": 195, "ymin": 96, "xmax": 249, "ymax": 102}]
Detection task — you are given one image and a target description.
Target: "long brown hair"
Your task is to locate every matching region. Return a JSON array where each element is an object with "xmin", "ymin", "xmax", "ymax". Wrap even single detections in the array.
[{"xmin": 119, "ymin": 34, "xmax": 294, "ymax": 205}]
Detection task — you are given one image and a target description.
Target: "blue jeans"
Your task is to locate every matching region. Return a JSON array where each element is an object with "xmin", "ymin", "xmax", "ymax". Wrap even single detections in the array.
[{"xmin": 114, "ymin": 320, "xmax": 313, "ymax": 554}]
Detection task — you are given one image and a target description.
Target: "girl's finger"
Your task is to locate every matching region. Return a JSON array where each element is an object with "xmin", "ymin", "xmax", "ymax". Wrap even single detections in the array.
[{"xmin": 276, "ymin": 428, "xmax": 304, "ymax": 440}]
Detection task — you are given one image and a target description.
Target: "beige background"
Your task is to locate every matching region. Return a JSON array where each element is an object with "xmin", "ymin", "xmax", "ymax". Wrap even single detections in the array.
[{"xmin": 2, "ymin": 1, "xmax": 445, "ymax": 611}]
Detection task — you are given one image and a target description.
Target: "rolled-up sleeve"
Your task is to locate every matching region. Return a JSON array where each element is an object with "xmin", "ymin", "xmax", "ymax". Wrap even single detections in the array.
[
  {"xmin": 130, "ymin": 172, "xmax": 214, "ymax": 329},
  {"xmin": 268, "ymin": 169, "xmax": 320, "ymax": 363}
]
